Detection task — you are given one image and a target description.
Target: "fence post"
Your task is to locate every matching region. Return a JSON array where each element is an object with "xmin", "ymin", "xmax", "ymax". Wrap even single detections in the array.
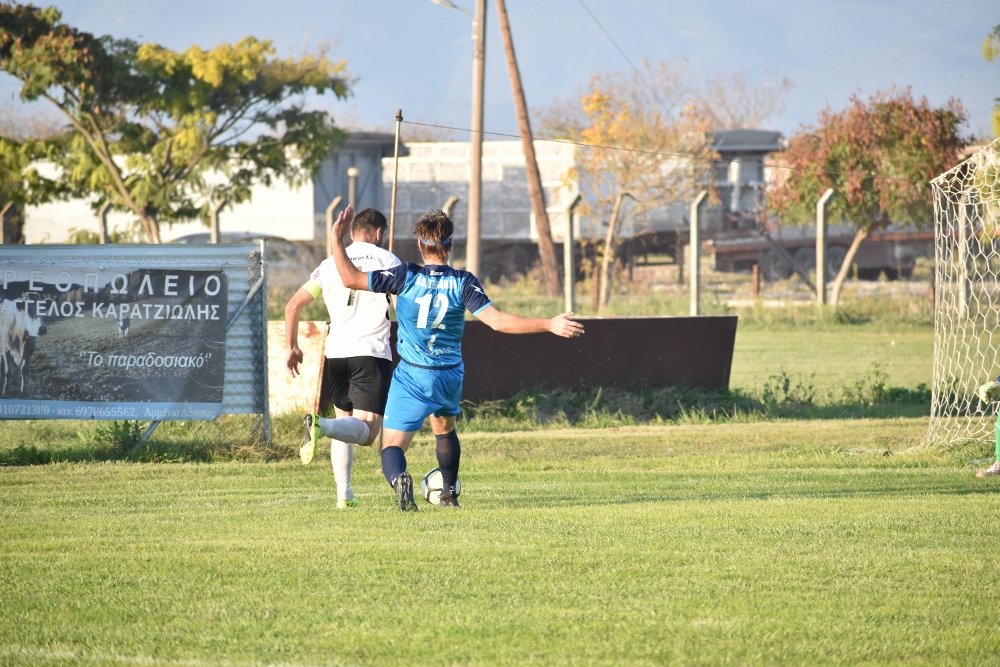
[
  {"xmin": 958, "ymin": 194, "xmax": 971, "ymax": 317},
  {"xmin": 0, "ymin": 202, "xmax": 10, "ymax": 244},
  {"xmin": 816, "ymin": 188, "xmax": 835, "ymax": 306},
  {"xmin": 565, "ymin": 194, "xmax": 582, "ymax": 314},
  {"xmin": 347, "ymin": 166, "xmax": 359, "ymax": 210},
  {"xmin": 98, "ymin": 202, "xmax": 111, "ymax": 244},
  {"xmin": 209, "ymin": 198, "xmax": 226, "ymax": 244},
  {"xmin": 689, "ymin": 190, "xmax": 708, "ymax": 316}
]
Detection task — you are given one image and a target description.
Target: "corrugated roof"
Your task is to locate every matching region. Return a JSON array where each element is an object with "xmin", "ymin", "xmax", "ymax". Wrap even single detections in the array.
[
  {"xmin": 344, "ymin": 131, "xmax": 408, "ymax": 157},
  {"xmin": 709, "ymin": 129, "xmax": 784, "ymax": 154}
]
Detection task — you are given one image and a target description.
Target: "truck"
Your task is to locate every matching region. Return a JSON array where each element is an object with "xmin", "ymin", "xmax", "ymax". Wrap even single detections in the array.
[{"xmin": 706, "ymin": 224, "xmax": 934, "ymax": 281}]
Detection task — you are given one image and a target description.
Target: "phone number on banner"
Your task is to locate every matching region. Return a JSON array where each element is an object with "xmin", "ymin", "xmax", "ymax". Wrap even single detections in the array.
[{"xmin": 0, "ymin": 403, "xmax": 137, "ymax": 419}]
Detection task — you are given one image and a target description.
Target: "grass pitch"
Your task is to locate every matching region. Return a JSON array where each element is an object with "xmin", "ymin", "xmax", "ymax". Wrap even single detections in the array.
[{"xmin": 2, "ymin": 418, "xmax": 998, "ymax": 666}]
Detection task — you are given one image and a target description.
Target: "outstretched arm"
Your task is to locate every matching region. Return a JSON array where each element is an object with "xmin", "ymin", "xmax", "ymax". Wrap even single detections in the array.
[
  {"xmin": 475, "ymin": 306, "xmax": 584, "ymax": 338},
  {"xmin": 330, "ymin": 204, "xmax": 370, "ymax": 291}
]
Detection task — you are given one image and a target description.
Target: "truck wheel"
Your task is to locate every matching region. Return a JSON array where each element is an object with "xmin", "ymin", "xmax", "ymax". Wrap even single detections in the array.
[
  {"xmin": 761, "ymin": 249, "xmax": 794, "ymax": 281},
  {"xmin": 793, "ymin": 247, "xmax": 816, "ymax": 277},
  {"xmin": 826, "ymin": 246, "xmax": 847, "ymax": 279}
]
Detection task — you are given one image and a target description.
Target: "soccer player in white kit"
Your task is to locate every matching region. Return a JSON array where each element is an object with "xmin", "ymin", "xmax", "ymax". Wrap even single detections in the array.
[{"xmin": 284, "ymin": 208, "xmax": 400, "ymax": 509}]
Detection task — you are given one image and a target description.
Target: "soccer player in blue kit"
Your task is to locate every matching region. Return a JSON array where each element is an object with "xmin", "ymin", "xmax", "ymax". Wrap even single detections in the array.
[{"xmin": 330, "ymin": 205, "xmax": 585, "ymax": 510}]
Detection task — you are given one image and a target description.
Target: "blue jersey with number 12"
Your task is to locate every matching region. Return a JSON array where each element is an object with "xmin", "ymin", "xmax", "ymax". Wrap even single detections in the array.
[{"xmin": 369, "ymin": 263, "xmax": 492, "ymax": 368}]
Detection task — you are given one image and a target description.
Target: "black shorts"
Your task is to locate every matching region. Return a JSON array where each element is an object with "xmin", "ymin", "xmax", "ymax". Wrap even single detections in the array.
[{"xmin": 322, "ymin": 356, "xmax": 392, "ymax": 414}]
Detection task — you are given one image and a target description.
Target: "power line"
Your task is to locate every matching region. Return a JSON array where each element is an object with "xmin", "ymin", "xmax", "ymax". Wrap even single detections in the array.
[
  {"xmin": 575, "ymin": 0, "xmax": 647, "ymax": 87},
  {"xmin": 575, "ymin": 0, "xmax": 670, "ymax": 116},
  {"xmin": 400, "ymin": 118, "xmax": 924, "ymax": 185},
  {"xmin": 405, "ymin": 118, "xmax": 716, "ymax": 163}
]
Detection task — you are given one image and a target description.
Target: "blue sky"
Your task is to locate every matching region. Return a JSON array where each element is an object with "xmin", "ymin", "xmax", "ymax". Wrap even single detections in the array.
[{"xmin": 2, "ymin": 0, "xmax": 997, "ymax": 140}]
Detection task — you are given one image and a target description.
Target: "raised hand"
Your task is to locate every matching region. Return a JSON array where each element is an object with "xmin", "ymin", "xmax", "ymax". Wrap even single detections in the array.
[{"xmin": 331, "ymin": 204, "xmax": 355, "ymax": 242}]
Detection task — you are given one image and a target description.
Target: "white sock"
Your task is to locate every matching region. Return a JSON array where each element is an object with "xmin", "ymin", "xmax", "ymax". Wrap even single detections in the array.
[
  {"xmin": 330, "ymin": 439, "xmax": 354, "ymax": 501},
  {"xmin": 317, "ymin": 416, "xmax": 370, "ymax": 444}
]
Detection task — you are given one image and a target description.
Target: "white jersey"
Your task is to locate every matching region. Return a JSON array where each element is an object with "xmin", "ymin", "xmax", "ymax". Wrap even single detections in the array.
[{"xmin": 303, "ymin": 241, "xmax": 400, "ymax": 360}]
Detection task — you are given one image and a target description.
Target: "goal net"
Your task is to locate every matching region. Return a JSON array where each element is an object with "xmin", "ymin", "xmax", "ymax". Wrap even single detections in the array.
[{"xmin": 925, "ymin": 137, "xmax": 1000, "ymax": 448}]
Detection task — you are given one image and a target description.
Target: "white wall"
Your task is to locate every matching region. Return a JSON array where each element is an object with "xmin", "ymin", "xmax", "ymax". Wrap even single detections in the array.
[
  {"xmin": 383, "ymin": 141, "xmax": 578, "ymax": 242},
  {"xmin": 24, "ymin": 177, "xmax": 317, "ymax": 244},
  {"xmin": 24, "ymin": 198, "xmax": 134, "ymax": 244},
  {"xmin": 161, "ymin": 179, "xmax": 317, "ymax": 242}
]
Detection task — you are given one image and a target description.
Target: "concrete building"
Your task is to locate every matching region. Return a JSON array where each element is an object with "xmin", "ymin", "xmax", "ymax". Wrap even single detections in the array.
[
  {"xmin": 708, "ymin": 128, "xmax": 785, "ymax": 229},
  {"xmin": 381, "ymin": 140, "xmax": 579, "ymax": 277},
  {"xmin": 21, "ymin": 134, "xmax": 583, "ymax": 281},
  {"xmin": 23, "ymin": 132, "xmax": 401, "ymax": 245},
  {"xmin": 21, "ymin": 129, "xmax": 790, "ymax": 279}
]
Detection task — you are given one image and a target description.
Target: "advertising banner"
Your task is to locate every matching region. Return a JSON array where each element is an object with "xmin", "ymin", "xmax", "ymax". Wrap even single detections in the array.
[{"xmin": 0, "ymin": 264, "xmax": 228, "ymax": 420}]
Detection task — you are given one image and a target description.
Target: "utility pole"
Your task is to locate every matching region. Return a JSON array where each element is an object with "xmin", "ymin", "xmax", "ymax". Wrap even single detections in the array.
[
  {"xmin": 430, "ymin": 0, "xmax": 485, "ymax": 276},
  {"xmin": 467, "ymin": 0, "xmax": 486, "ymax": 277},
  {"xmin": 495, "ymin": 0, "xmax": 560, "ymax": 296}
]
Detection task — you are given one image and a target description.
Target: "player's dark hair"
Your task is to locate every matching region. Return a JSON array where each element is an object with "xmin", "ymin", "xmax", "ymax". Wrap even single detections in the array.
[
  {"xmin": 413, "ymin": 209, "xmax": 454, "ymax": 250},
  {"xmin": 352, "ymin": 208, "xmax": 388, "ymax": 235}
]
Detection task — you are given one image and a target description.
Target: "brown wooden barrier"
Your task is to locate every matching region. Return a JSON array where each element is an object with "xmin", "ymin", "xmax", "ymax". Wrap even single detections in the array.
[
  {"xmin": 457, "ymin": 316, "xmax": 738, "ymax": 400},
  {"xmin": 272, "ymin": 316, "xmax": 738, "ymax": 413}
]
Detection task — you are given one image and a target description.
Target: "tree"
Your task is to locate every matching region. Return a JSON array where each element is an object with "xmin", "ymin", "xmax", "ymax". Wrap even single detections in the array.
[
  {"xmin": 0, "ymin": 134, "xmax": 65, "ymax": 243},
  {"xmin": 538, "ymin": 62, "xmax": 795, "ymax": 310},
  {"xmin": 538, "ymin": 67, "xmax": 793, "ymax": 137},
  {"xmin": 767, "ymin": 88, "xmax": 967, "ymax": 305},
  {"xmin": 0, "ymin": 103, "xmax": 66, "ymax": 243},
  {"xmin": 0, "ymin": 3, "xmax": 352, "ymax": 243},
  {"xmin": 687, "ymin": 71, "xmax": 794, "ymax": 131},
  {"xmin": 983, "ymin": 24, "xmax": 1000, "ymax": 137},
  {"xmin": 543, "ymin": 61, "xmax": 714, "ymax": 310}
]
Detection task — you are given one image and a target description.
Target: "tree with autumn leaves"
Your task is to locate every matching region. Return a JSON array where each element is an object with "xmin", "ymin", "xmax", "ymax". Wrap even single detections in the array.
[
  {"xmin": 544, "ymin": 62, "xmax": 715, "ymax": 310},
  {"xmin": 539, "ymin": 63, "xmax": 798, "ymax": 309},
  {"xmin": 0, "ymin": 3, "xmax": 352, "ymax": 243},
  {"xmin": 767, "ymin": 88, "xmax": 967, "ymax": 305}
]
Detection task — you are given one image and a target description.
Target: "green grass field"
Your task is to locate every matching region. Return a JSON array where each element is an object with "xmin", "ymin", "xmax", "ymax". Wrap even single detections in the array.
[
  {"xmin": 4, "ymin": 304, "xmax": 998, "ymax": 665},
  {"xmin": 731, "ymin": 328, "xmax": 932, "ymax": 391},
  {"xmin": 2, "ymin": 420, "xmax": 999, "ymax": 666}
]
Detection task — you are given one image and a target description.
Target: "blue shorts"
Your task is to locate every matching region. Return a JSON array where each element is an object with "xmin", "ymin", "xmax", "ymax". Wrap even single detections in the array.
[{"xmin": 383, "ymin": 360, "xmax": 464, "ymax": 432}]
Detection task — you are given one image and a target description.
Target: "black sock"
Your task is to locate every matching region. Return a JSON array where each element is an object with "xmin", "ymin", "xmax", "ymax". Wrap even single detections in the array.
[
  {"xmin": 435, "ymin": 430, "xmax": 461, "ymax": 491},
  {"xmin": 381, "ymin": 446, "xmax": 407, "ymax": 487}
]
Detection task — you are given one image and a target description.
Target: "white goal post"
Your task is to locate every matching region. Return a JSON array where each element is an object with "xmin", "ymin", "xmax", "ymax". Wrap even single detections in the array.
[{"xmin": 925, "ymin": 138, "xmax": 1000, "ymax": 448}]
